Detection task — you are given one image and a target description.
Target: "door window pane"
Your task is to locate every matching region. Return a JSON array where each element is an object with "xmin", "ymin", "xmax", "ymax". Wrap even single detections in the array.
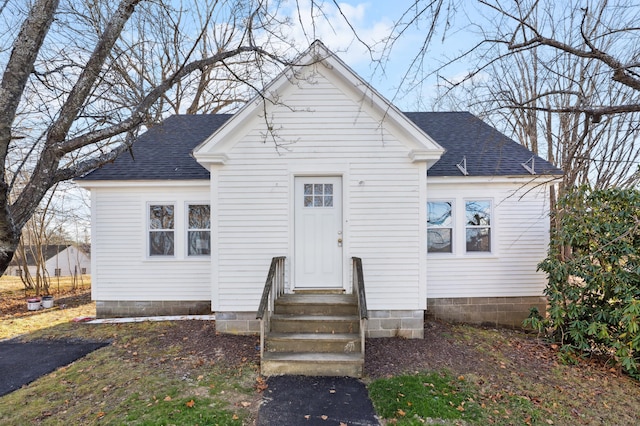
[{"xmin": 303, "ymin": 183, "xmax": 334, "ymax": 208}]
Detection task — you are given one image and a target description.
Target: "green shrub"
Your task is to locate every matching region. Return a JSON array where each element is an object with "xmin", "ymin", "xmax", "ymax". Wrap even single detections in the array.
[{"xmin": 532, "ymin": 186, "xmax": 640, "ymax": 378}]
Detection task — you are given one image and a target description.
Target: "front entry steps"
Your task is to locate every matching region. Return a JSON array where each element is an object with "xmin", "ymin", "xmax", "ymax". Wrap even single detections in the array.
[{"xmin": 261, "ymin": 293, "xmax": 364, "ymax": 377}]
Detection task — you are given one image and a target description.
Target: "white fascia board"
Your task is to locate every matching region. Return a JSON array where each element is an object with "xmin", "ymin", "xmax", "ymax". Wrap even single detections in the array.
[
  {"xmin": 426, "ymin": 174, "xmax": 563, "ymax": 185},
  {"xmin": 410, "ymin": 149, "xmax": 446, "ymax": 164},
  {"xmin": 75, "ymin": 179, "xmax": 210, "ymax": 189}
]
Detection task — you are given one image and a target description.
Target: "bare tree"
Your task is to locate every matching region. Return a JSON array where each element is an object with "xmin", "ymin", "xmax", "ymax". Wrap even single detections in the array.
[{"xmin": 0, "ymin": 0, "xmax": 315, "ymax": 275}]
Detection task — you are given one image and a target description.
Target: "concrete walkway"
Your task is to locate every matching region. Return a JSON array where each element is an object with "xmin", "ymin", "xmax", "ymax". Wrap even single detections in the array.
[{"xmin": 258, "ymin": 375, "xmax": 380, "ymax": 426}]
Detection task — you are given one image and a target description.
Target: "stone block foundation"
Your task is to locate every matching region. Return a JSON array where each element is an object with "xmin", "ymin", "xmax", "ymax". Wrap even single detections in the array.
[
  {"xmin": 215, "ymin": 312, "xmax": 261, "ymax": 335},
  {"xmin": 426, "ymin": 296, "xmax": 547, "ymax": 328},
  {"xmin": 366, "ymin": 310, "xmax": 424, "ymax": 339},
  {"xmin": 96, "ymin": 300, "xmax": 211, "ymax": 318}
]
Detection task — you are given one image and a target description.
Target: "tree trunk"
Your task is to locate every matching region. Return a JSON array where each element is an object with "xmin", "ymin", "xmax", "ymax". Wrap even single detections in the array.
[{"xmin": 0, "ymin": 181, "xmax": 20, "ymax": 276}]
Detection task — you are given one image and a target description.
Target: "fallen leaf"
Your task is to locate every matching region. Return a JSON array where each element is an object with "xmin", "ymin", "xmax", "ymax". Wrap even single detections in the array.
[
  {"xmin": 197, "ymin": 375, "xmax": 204, "ymax": 381},
  {"xmin": 546, "ymin": 420, "xmax": 554, "ymax": 425},
  {"xmin": 340, "ymin": 423, "xmax": 347, "ymax": 426},
  {"xmin": 164, "ymin": 396, "xmax": 172, "ymax": 401},
  {"xmin": 321, "ymin": 415, "xmax": 328, "ymax": 420},
  {"xmin": 96, "ymin": 411, "xmax": 105, "ymax": 419},
  {"xmin": 232, "ymin": 414, "xmax": 239, "ymax": 420},
  {"xmin": 241, "ymin": 401, "xmax": 251, "ymax": 407},
  {"xmin": 304, "ymin": 415, "xmax": 311, "ymax": 419},
  {"xmin": 397, "ymin": 409, "xmax": 406, "ymax": 417},
  {"xmin": 329, "ymin": 389, "xmax": 336, "ymax": 394},
  {"xmin": 185, "ymin": 400, "xmax": 195, "ymax": 408}
]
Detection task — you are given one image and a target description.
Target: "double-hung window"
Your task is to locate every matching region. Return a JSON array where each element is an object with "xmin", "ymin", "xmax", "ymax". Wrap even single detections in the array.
[
  {"xmin": 188, "ymin": 204, "xmax": 210, "ymax": 256},
  {"xmin": 465, "ymin": 200, "xmax": 491, "ymax": 252},
  {"xmin": 427, "ymin": 201, "xmax": 453, "ymax": 253},
  {"xmin": 149, "ymin": 204, "xmax": 175, "ymax": 256}
]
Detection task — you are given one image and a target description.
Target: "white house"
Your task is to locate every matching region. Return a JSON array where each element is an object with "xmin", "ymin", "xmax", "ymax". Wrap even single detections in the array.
[
  {"xmin": 77, "ymin": 42, "xmax": 561, "ymax": 337},
  {"xmin": 9, "ymin": 244, "xmax": 91, "ymax": 278}
]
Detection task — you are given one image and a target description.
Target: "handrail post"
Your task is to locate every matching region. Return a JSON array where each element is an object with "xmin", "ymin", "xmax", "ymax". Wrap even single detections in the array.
[
  {"xmin": 352, "ymin": 257, "xmax": 368, "ymax": 357},
  {"xmin": 256, "ymin": 256, "xmax": 286, "ymax": 362}
]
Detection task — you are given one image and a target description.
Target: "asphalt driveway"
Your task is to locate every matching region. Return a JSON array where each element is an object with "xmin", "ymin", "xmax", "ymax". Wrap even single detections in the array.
[
  {"xmin": 0, "ymin": 339, "xmax": 108, "ymax": 397},
  {"xmin": 258, "ymin": 375, "xmax": 380, "ymax": 425}
]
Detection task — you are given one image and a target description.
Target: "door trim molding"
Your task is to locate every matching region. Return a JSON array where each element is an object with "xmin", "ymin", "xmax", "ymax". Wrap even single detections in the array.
[{"xmin": 288, "ymin": 168, "xmax": 349, "ymax": 293}]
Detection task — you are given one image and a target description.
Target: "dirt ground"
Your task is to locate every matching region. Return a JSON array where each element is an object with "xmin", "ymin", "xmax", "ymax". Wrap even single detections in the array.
[
  {"xmin": 0, "ymin": 290, "xmax": 92, "ymax": 319},
  {"xmin": 2, "ymin": 289, "xmax": 639, "ymax": 424}
]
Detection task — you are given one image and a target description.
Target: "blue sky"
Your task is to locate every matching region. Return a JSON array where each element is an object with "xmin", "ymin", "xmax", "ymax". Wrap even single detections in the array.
[{"xmin": 278, "ymin": 0, "xmax": 481, "ymax": 110}]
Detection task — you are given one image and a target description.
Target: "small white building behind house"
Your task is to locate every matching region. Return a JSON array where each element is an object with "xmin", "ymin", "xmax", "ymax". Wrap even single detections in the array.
[
  {"xmin": 77, "ymin": 42, "xmax": 562, "ymax": 337},
  {"xmin": 9, "ymin": 245, "xmax": 91, "ymax": 278}
]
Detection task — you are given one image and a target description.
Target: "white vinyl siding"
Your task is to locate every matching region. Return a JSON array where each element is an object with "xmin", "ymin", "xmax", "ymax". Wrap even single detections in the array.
[
  {"xmin": 426, "ymin": 179, "xmax": 551, "ymax": 298},
  {"xmin": 210, "ymin": 68, "xmax": 426, "ymax": 311},
  {"xmin": 90, "ymin": 184, "xmax": 211, "ymax": 302}
]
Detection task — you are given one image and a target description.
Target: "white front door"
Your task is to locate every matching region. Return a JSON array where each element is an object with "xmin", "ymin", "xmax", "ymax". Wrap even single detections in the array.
[{"xmin": 294, "ymin": 176, "xmax": 343, "ymax": 288}]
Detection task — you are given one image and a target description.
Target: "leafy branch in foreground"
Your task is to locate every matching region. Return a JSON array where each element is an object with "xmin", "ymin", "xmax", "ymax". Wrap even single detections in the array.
[{"xmin": 531, "ymin": 185, "xmax": 640, "ymax": 378}]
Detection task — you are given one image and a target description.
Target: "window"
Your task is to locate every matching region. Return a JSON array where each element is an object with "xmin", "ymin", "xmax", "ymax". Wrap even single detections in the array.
[
  {"xmin": 427, "ymin": 201, "xmax": 453, "ymax": 253},
  {"xmin": 304, "ymin": 183, "xmax": 333, "ymax": 207},
  {"xmin": 188, "ymin": 204, "xmax": 210, "ymax": 256},
  {"xmin": 465, "ymin": 200, "xmax": 491, "ymax": 252},
  {"xmin": 54, "ymin": 268, "xmax": 61, "ymax": 277},
  {"xmin": 149, "ymin": 204, "xmax": 175, "ymax": 256}
]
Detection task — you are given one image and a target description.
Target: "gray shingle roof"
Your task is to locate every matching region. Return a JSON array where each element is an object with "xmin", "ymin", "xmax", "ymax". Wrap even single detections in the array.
[
  {"xmin": 80, "ymin": 114, "xmax": 232, "ymax": 181},
  {"xmin": 79, "ymin": 112, "xmax": 561, "ymax": 181},
  {"xmin": 405, "ymin": 111, "xmax": 561, "ymax": 177}
]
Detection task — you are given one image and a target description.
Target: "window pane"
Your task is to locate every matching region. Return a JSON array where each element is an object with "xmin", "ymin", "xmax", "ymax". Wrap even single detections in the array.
[
  {"xmin": 189, "ymin": 205, "xmax": 210, "ymax": 229},
  {"xmin": 149, "ymin": 231, "xmax": 174, "ymax": 256},
  {"xmin": 428, "ymin": 202, "xmax": 452, "ymax": 227},
  {"xmin": 304, "ymin": 196, "xmax": 313, "ymax": 207},
  {"xmin": 325, "ymin": 184, "xmax": 333, "ymax": 195},
  {"xmin": 150, "ymin": 205, "xmax": 174, "ymax": 229},
  {"xmin": 465, "ymin": 201, "xmax": 490, "ymax": 226},
  {"xmin": 428, "ymin": 229, "xmax": 452, "ymax": 253},
  {"xmin": 466, "ymin": 228, "xmax": 491, "ymax": 252},
  {"xmin": 304, "ymin": 184, "xmax": 312, "ymax": 195},
  {"xmin": 314, "ymin": 184, "xmax": 323, "ymax": 194},
  {"xmin": 313, "ymin": 196, "xmax": 323, "ymax": 207},
  {"xmin": 324, "ymin": 196, "xmax": 333, "ymax": 207},
  {"xmin": 188, "ymin": 231, "xmax": 211, "ymax": 256}
]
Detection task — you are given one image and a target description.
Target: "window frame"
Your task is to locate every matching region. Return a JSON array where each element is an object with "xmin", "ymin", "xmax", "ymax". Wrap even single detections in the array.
[
  {"xmin": 427, "ymin": 200, "xmax": 454, "ymax": 254},
  {"xmin": 186, "ymin": 203, "xmax": 211, "ymax": 257},
  {"xmin": 464, "ymin": 199, "xmax": 493, "ymax": 254},
  {"xmin": 147, "ymin": 203, "xmax": 176, "ymax": 258}
]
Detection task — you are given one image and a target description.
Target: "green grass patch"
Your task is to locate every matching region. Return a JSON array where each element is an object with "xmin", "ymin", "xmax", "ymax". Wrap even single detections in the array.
[
  {"xmin": 120, "ymin": 395, "xmax": 242, "ymax": 426},
  {"xmin": 368, "ymin": 371, "xmax": 483, "ymax": 425}
]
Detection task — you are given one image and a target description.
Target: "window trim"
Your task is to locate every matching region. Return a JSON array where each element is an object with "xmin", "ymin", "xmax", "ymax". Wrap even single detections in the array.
[
  {"xmin": 463, "ymin": 198, "xmax": 493, "ymax": 254},
  {"xmin": 186, "ymin": 202, "xmax": 211, "ymax": 257},
  {"xmin": 147, "ymin": 202, "xmax": 176, "ymax": 258},
  {"xmin": 427, "ymin": 200, "xmax": 454, "ymax": 254}
]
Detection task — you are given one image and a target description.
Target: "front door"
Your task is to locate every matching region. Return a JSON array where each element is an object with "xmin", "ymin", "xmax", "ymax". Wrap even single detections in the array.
[{"xmin": 294, "ymin": 176, "xmax": 343, "ymax": 288}]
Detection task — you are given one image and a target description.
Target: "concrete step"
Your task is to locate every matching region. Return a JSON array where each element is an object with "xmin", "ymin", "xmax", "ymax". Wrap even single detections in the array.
[
  {"xmin": 275, "ymin": 294, "xmax": 358, "ymax": 316},
  {"xmin": 293, "ymin": 288, "xmax": 345, "ymax": 294},
  {"xmin": 265, "ymin": 332, "xmax": 361, "ymax": 353},
  {"xmin": 261, "ymin": 352, "xmax": 364, "ymax": 377},
  {"xmin": 270, "ymin": 314, "xmax": 360, "ymax": 334}
]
